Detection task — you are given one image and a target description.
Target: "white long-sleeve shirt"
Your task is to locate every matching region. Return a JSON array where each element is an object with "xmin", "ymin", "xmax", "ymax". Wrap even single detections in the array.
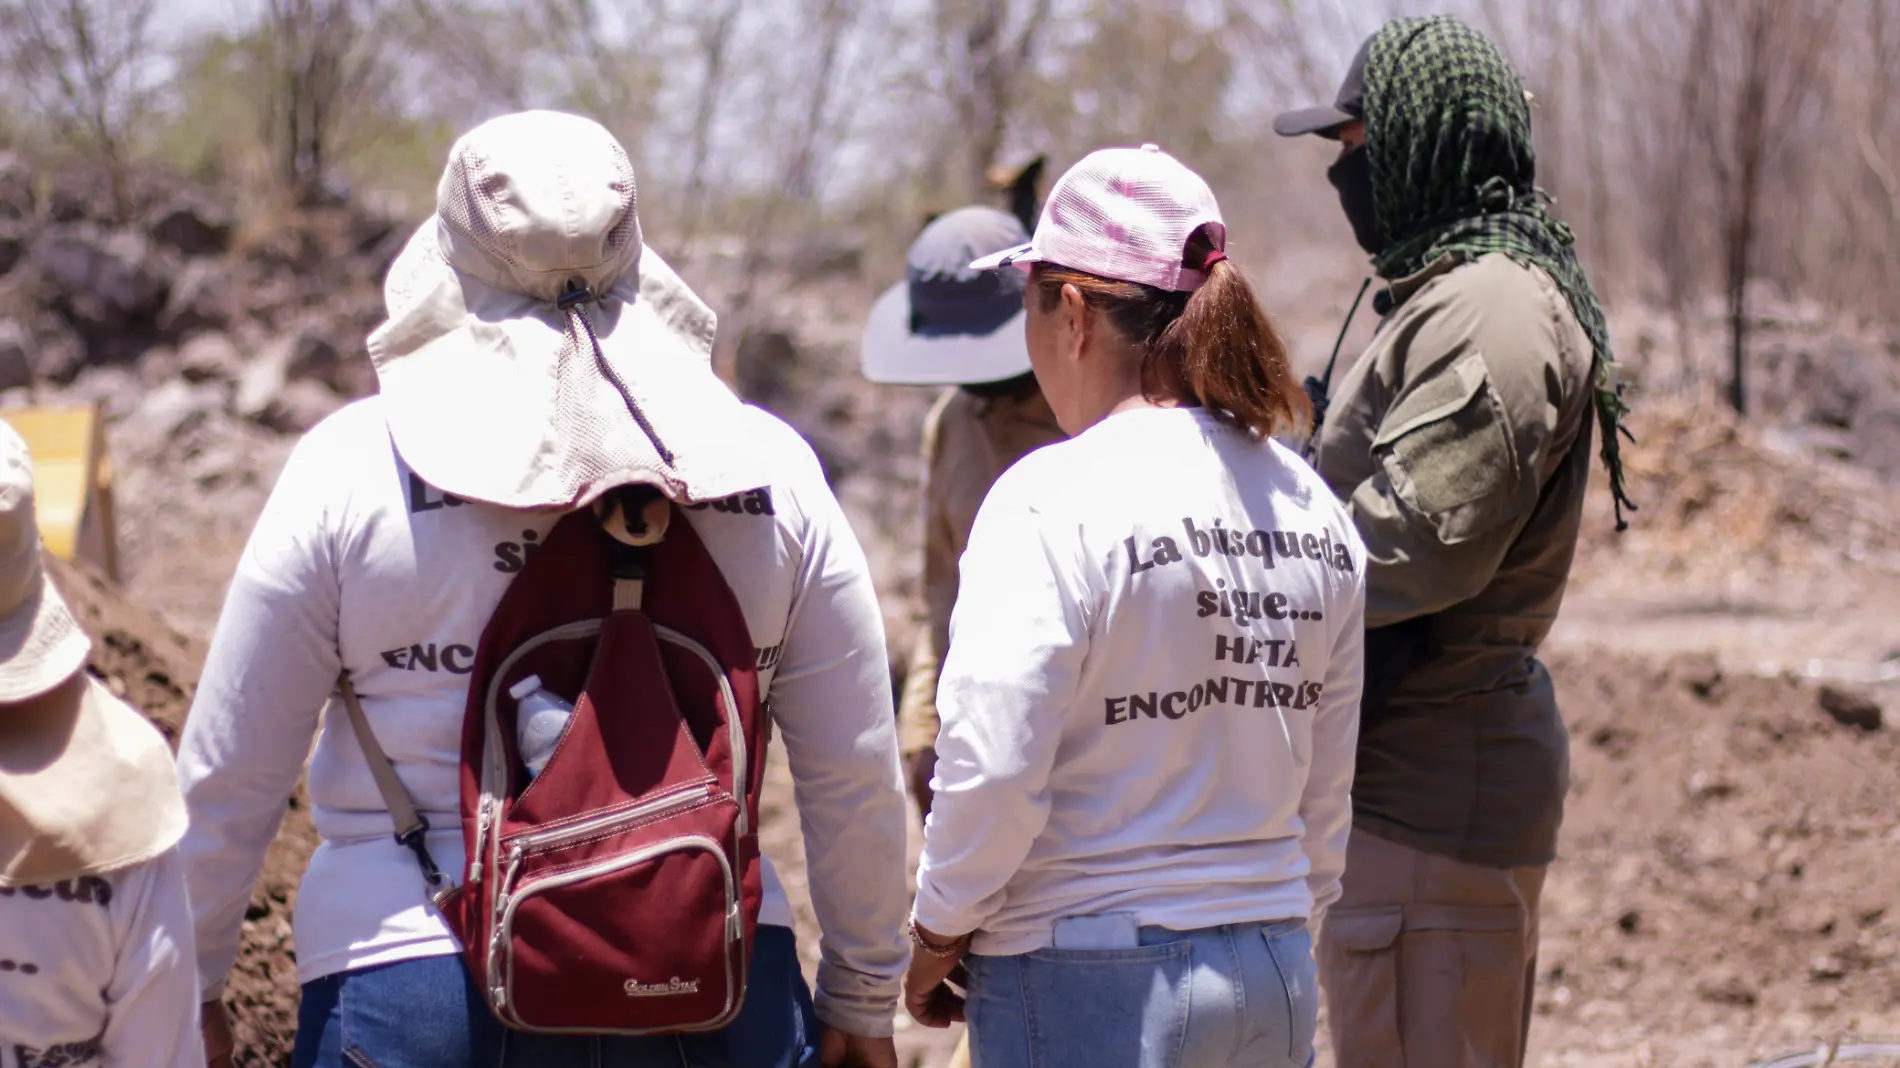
[
  {"xmin": 0, "ymin": 847, "xmax": 204, "ymax": 1068},
  {"xmin": 175, "ymin": 397, "xmax": 909, "ymax": 1036},
  {"xmin": 914, "ymin": 407, "xmax": 1366, "ymax": 956}
]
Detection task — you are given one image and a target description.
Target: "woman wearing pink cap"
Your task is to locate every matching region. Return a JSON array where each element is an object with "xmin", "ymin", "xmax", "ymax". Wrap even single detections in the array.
[{"xmin": 902, "ymin": 145, "xmax": 1366, "ymax": 1067}]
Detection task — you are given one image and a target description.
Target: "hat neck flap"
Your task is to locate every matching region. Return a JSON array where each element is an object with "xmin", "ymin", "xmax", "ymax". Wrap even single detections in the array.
[{"xmin": 0, "ymin": 677, "xmax": 188, "ymax": 886}]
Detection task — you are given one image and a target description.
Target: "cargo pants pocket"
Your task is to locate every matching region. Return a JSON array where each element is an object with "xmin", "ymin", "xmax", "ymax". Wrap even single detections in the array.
[
  {"xmin": 1396, "ymin": 904, "xmax": 1529, "ymax": 1068},
  {"xmin": 1318, "ymin": 909, "xmax": 1404, "ymax": 1068},
  {"xmin": 1322, "ymin": 903, "xmax": 1531, "ymax": 1068}
]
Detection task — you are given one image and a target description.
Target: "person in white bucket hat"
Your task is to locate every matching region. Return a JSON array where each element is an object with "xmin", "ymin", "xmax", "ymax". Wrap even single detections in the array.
[
  {"xmin": 179, "ymin": 110, "xmax": 908, "ymax": 1068},
  {"xmin": 901, "ymin": 146, "xmax": 1366, "ymax": 1068},
  {"xmin": 859, "ymin": 206, "xmax": 1064, "ymax": 826},
  {"xmin": 0, "ymin": 419, "xmax": 204, "ymax": 1066}
]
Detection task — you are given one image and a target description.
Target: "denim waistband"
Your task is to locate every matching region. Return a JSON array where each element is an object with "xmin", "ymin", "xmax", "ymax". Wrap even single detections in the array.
[{"xmin": 1135, "ymin": 917, "xmax": 1308, "ymax": 943}]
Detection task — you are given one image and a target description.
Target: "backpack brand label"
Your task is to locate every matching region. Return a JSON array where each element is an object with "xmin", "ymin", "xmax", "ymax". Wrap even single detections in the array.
[{"xmin": 623, "ymin": 976, "xmax": 702, "ymax": 998}]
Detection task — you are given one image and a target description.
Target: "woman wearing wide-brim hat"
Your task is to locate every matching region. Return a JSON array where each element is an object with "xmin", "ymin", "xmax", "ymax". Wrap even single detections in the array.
[
  {"xmin": 862, "ymin": 203, "xmax": 1067, "ymax": 1068},
  {"xmin": 902, "ymin": 146, "xmax": 1368, "ymax": 1067},
  {"xmin": 859, "ymin": 205, "xmax": 1066, "ymax": 826},
  {"xmin": 0, "ymin": 419, "xmax": 203, "ymax": 1065},
  {"xmin": 179, "ymin": 111, "xmax": 909, "ymax": 1068}
]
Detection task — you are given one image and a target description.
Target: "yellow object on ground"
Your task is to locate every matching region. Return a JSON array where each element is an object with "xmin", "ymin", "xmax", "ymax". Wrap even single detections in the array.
[{"xmin": 3, "ymin": 405, "xmax": 118, "ymax": 581}]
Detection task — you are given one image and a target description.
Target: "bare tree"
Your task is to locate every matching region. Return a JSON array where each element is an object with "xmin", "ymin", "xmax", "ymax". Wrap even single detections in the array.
[
  {"xmin": 1223, "ymin": 0, "xmax": 1346, "ymax": 104},
  {"xmin": 0, "ymin": 0, "xmax": 158, "ymax": 217},
  {"xmin": 931, "ymin": 0, "xmax": 1055, "ymax": 202},
  {"xmin": 545, "ymin": 0, "xmax": 668, "ymax": 149},
  {"xmin": 183, "ymin": 0, "xmax": 1897, "ymax": 376},
  {"xmin": 1685, "ymin": 0, "xmax": 1837, "ymax": 414},
  {"xmin": 391, "ymin": 0, "xmax": 666, "ymax": 146},
  {"xmin": 1576, "ymin": 0, "xmax": 1613, "ymax": 281},
  {"xmin": 262, "ymin": 0, "xmax": 394, "ymax": 203},
  {"xmin": 395, "ymin": 0, "xmax": 534, "ymax": 110},
  {"xmin": 677, "ymin": 0, "xmax": 746, "ymax": 242},
  {"xmin": 1842, "ymin": 0, "xmax": 1900, "ymax": 307},
  {"xmin": 774, "ymin": 0, "xmax": 871, "ymax": 205},
  {"xmin": 729, "ymin": 0, "xmax": 874, "ymax": 308},
  {"xmin": 1026, "ymin": 0, "xmax": 1230, "ymax": 155}
]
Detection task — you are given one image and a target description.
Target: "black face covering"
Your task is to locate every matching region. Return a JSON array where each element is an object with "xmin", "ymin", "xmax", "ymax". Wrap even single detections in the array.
[{"xmin": 1327, "ymin": 145, "xmax": 1383, "ymax": 255}]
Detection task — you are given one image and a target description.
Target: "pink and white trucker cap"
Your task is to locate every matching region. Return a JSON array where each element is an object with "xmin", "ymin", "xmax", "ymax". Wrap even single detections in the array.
[{"xmin": 969, "ymin": 144, "xmax": 1227, "ymax": 293}]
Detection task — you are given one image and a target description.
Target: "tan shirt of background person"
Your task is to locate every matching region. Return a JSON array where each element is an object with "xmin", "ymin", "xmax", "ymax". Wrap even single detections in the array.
[{"xmin": 897, "ymin": 382, "xmax": 1063, "ymax": 815}]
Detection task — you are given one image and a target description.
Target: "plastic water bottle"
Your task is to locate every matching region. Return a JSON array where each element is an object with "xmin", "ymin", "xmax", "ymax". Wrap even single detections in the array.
[{"xmin": 512, "ymin": 675, "xmax": 574, "ymax": 780}]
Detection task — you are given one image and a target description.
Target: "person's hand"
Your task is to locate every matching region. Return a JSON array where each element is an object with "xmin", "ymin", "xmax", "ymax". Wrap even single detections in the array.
[
  {"xmin": 817, "ymin": 1029, "xmax": 899, "ymax": 1067},
  {"xmin": 202, "ymin": 998, "xmax": 234, "ymax": 1068},
  {"xmin": 906, "ymin": 749, "xmax": 938, "ymax": 822},
  {"xmin": 903, "ymin": 926, "xmax": 969, "ymax": 1028}
]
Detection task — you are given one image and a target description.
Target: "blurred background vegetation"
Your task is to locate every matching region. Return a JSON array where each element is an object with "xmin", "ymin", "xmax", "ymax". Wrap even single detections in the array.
[{"xmin": 1, "ymin": 0, "xmax": 1893, "ymax": 407}]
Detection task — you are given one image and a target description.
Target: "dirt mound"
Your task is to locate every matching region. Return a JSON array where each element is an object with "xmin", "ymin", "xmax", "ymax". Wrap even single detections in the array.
[
  {"xmin": 1526, "ymin": 649, "xmax": 1900, "ymax": 1065},
  {"xmin": 46, "ymin": 553, "xmax": 311, "ymax": 1065},
  {"xmin": 1610, "ymin": 296, "xmax": 1900, "ymax": 481},
  {"xmin": 1578, "ymin": 400, "xmax": 1900, "ymax": 598},
  {"xmin": 893, "ymin": 651, "xmax": 1900, "ymax": 1068},
  {"xmin": 46, "ymin": 552, "xmax": 202, "ymax": 738}
]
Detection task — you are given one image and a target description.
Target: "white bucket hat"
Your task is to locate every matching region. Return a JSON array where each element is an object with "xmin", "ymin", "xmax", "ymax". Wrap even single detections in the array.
[
  {"xmin": 0, "ymin": 419, "xmax": 185, "ymax": 886},
  {"xmin": 0, "ymin": 421, "xmax": 89, "ymax": 704},
  {"xmin": 369, "ymin": 110, "xmax": 774, "ymax": 510},
  {"xmin": 860, "ymin": 207, "xmax": 1033, "ymax": 386}
]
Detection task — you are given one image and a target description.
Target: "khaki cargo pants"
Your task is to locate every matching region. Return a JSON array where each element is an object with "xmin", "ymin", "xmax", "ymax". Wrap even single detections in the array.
[{"xmin": 1318, "ymin": 828, "xmax": 1546, "ymax": 1068}]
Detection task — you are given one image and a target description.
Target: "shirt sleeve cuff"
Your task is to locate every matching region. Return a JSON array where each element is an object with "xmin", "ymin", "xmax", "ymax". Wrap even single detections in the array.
[
  {"xmin": 910, "ymin": 891, "xmax": 979, "ymax": 942},
  {"xmin": 813, "ymin": 988, "xmax": 898, "ymax": 1038}
]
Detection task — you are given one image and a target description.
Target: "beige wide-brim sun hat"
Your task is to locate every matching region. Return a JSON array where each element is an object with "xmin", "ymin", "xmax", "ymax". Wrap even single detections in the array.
[
  {"xmin": 0, "ymin": 676, "xmax": 187, "ymax": 886},
  {"xmin": 0, "ymin": 418, "xmax": 185, "ymax": 886},
  {"xmin": 369, "ymin": 110, "xmax": 775, "ymax": 511}
]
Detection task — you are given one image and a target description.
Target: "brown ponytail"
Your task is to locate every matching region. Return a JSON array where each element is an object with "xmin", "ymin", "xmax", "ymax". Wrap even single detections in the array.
[{"xmin": 1033, "ymin": 227, "xmax": 1311, "ymax": 440}]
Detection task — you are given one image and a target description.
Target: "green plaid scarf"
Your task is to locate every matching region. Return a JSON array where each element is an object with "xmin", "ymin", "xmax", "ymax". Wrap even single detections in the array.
[{"xmin": 1365, "ymin": 14, "xmax": 1636, "ymax": 529}]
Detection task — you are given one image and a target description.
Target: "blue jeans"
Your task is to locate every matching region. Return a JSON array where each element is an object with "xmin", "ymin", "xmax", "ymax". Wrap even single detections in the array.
[
  {"xmin": 964, "ymin": 920, "xmax": 1317, "ymax": 1068},
  {"xmin": 292, "ymin": 925, "xmax": 818, "ymax": 1068}
]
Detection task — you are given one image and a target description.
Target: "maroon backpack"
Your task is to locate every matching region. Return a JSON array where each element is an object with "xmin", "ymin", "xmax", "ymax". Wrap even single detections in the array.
[{"xmin": 340, "ymin": 486, "xmax": 767, "ymax": 1034}]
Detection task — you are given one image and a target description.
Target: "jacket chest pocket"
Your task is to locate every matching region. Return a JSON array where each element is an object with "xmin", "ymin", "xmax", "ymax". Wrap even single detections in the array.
[{"xmin": 1373, "ymin": 348, "xmax": 1520, "ymax": 545}]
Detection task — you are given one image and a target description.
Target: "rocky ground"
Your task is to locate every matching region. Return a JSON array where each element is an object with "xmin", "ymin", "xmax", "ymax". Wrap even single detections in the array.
[
  {"xmin": 1515, "ymin": 650, "xmax": 1898, "ymax": 1068},
  {"xmin": 8, "ymin": 158, "xmax": 1898, "ymax": 1066}
]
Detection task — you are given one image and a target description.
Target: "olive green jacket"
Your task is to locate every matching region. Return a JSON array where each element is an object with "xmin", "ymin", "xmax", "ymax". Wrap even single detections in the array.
[{"xmin": 1314, "ymin": 251, "xmax": 1594, "ymax": 868}]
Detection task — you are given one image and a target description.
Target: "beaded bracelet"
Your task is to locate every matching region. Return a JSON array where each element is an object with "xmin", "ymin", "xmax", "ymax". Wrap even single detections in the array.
[{"xmin": 908, "ymin": 918, "xmax": 969, "ymax": 958}]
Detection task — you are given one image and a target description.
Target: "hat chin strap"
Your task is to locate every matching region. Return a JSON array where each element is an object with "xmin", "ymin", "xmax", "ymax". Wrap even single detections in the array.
[{"xmin": 559, "ymin": 281, "xmax": 677, "ymax": 471}]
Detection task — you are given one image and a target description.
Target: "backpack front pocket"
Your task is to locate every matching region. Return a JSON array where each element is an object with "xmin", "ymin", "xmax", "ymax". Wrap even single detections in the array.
[{"xmin": 492, "ymin": 818, "xmax": 742, "ymax": 1034}]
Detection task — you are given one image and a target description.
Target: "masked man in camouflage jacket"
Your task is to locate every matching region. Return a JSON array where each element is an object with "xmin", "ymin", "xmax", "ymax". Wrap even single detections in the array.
[{"xmin": 1277, "ymin": 16, "xmax": 1634, "ymax": 1067}]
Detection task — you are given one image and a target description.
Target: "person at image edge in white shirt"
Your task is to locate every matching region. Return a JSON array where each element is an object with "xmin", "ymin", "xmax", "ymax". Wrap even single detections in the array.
[
  {"xmin": 0, "ymin": 418, "xmax": 204, "ymax": 1068},
  {"xmin": 903, "ymin": 145, "xmax": 1366, "ymax": 1068}
]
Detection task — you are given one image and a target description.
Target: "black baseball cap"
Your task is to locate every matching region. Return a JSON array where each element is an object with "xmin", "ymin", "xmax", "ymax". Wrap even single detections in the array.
[{"xmin": 1273, "ymin": 34, "xmax": 1372, "ymax": 139}]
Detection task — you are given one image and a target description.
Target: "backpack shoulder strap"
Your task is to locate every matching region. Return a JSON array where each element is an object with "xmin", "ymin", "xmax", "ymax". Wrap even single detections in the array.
[{"xmin": 338, "ymin": 673, "xmax": 450, "ymax": 899}]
